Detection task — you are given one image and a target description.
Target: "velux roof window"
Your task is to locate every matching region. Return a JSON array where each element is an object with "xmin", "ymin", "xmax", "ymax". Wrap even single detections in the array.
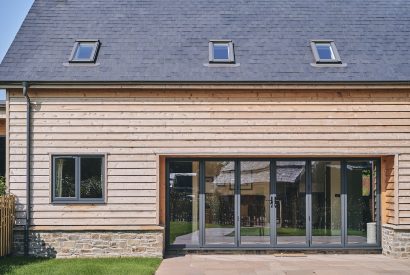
[
  {"xmin": 69, "ymin": 40, "xmax": 100, "ymax": 63},
  {"xmin": 310, "ymin": 40, "xmax": 342, "ymax": 64},
  {"xmin": 209, "ymin": 40, "xmax": 235, "ymax": 63}
]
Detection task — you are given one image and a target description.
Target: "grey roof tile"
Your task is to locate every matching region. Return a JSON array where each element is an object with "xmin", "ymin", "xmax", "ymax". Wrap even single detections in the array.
[{"xmin": 0, "ymin": 0, "xmax": 409, "ymax": 83}]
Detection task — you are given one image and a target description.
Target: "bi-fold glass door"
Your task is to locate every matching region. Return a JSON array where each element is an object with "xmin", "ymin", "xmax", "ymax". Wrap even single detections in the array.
[
  {"xmin": 275, "ymin": 161, "xmax": 308, "ymax": 246},
  {"xmin": 203, "ymin": 161, "xmax": 236, "ymax": 246},
  {"xmin": 239, "ymin": 161, "xmax": 272, "ymax": 246},
  {"xmin": 203, "ymin": 160, "xmax": 273, "ymax": 247},
  {"xmin": 167, "ymin": 158, "xmax": 380, "ymax": 249}
]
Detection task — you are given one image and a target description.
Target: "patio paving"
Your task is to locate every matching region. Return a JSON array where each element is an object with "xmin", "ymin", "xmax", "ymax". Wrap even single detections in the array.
[{"xmin": 156, "ymin": 254, "xmax": 410, "ymax": 275}]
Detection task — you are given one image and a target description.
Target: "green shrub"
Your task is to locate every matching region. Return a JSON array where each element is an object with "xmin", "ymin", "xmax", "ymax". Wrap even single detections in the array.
[{"xmin": 0, "ymin": 176, "xmax": 6, "ymax": 196}]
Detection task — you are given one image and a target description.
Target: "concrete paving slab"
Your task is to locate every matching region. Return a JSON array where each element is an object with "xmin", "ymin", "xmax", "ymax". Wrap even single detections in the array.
[{"xmin": 156, "ymin": 254, "xmax": 410, "ymax": 275}]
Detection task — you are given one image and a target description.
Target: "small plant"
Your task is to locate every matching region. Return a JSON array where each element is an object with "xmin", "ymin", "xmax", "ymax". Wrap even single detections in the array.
[
  {"xmin": 0, "ymin": 176, "xmax": 6, "ymax": 196},
  {"xmin": 80, "ymin": 176, "xmax": 102, "ymax": 198}
]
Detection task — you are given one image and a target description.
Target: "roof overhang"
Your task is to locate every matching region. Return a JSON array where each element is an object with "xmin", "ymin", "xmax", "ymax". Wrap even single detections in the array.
[{"xmin": 1, "ymin": 81, "xmax": 410, "ymax": 90}]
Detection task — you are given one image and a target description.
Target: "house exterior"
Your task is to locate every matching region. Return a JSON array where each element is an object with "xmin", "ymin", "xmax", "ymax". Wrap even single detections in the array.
[{"xmin": 0, "ymin": 0, "xmax": 409, "ymax": 258}]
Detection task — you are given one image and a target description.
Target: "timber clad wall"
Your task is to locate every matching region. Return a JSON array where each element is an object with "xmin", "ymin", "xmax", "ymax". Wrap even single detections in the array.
[
  {"xmin": 382, "ymin": 156, "xmax": 396, "ymax": 225},
  {"xmin": 399, "ymin": 154, "xmax": 410, "ymax": 225},
  {"xmin": 6, "ymin": 88, "xmax": 410, "ymax": 228}
]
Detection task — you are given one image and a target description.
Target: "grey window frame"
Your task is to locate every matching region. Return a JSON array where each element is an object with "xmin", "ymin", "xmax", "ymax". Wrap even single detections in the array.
[
  {"xmin": 52, "ymin": 155, "xmax": 105, "ymax": 204},
  {"xmin": 209, "ymin": 40, "xmax": 235, "ymax": 63},
  {"xmin": 310, "ymin": 40, "xmax": 342, "ymax": 64},
  {"xmin": 69, "ymin": 39, "xmax": 101, "ymax": 63}
]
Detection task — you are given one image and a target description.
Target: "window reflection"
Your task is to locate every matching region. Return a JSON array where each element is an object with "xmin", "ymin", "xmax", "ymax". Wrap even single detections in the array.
[
  {"xmin": 347, "ymin": 161, "xmax": 377, "ymax": 244},
  {"xmin": 276, "ymin": 161, "xmax": 306, "ymax": 245},
  {"xmin": 169, "ymin": 161, "xmax": 200, "ymax": 246},
  {"xmin": 240, "ymin": 161, "xmax": 270, "ymax": 245},
  {"xmin": 205, "ymin": 161, "xmax": 235, "ymax": 245},
  {"xmin": 311, "ymin": 161, "xmax": 342, "ymax": 245}
]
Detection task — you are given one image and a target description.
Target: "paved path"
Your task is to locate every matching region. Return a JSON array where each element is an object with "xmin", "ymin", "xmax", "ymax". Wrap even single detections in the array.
[{"xmin": 156, "ymin": 254, "xmax": 410, "ymax": 275}]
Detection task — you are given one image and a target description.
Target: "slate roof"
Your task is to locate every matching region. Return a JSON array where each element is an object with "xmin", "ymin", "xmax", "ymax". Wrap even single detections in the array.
[{"xmin": 0, "ymin": 0, "xmax": 409, "ymax": 83}]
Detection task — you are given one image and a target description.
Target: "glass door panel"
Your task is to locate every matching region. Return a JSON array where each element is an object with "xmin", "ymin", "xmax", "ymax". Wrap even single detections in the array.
[
  {"xmin": 276, "ymin": 161, "xmax": 307, "ymax": 245},
  {"xmin": 169, "ymin": 161, "xmax": 200, "ymax": 246},
  {"xmin": 311, "ymin": 161, "xmax": 342, "ymax": 245},
  {"xmin": 240, "ymin": 161, "xmax": 271, "ymax": 245},
  {"xmin": 204, "ymin": 161, "xmax": 235, "ymax": 245},
  {"xmin": 346, "ymin": 161, "xmax": 377, "ymax": 245}
]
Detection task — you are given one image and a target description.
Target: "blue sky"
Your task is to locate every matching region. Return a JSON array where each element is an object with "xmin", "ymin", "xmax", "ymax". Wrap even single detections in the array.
[{"xmin": 0, "ymin": 0, "xmax": 34, "ymax": 100}]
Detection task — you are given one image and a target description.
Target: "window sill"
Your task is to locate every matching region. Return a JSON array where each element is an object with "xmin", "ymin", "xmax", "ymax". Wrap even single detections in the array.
[
  {"xmin": 310, "ymin": 62, "xmax": 347, "ymax": 68},
  {"xmin": 204, "ymin": 63, "xmax": 240, "ymax": 68},
  {"xmin": 52, "ymin": 200, "xmax": 106, "ymax": 205},
  {"xmin": 63, "ymin": 62, "xmax": 100, "ymax": 67}
]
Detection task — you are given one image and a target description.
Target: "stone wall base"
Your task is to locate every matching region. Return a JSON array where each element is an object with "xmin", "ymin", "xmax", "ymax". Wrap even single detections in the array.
[
  {"xmin": 13, "ymin": 230, "xmax": 163, "ymax": 258},
  {"xmin": 382, "ymin": 225, "xmax": 410, "ymax": 258},
  {"xmin": 15, "ymin": 226, "xmax": 409, "ymax": 258}
]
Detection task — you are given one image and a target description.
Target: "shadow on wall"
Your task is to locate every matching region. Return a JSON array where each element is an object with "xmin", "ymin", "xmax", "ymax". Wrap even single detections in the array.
[
  {"xmin": 12, "ymin": 230, "xmax": 164, "ymax": 258},
  {"xmin": 13, "ymin": 231, "xmax": 57, "ymax": 258},
  {"xmin": 11, "ymin": 192, "xmax": 56, "ymax": 257}
]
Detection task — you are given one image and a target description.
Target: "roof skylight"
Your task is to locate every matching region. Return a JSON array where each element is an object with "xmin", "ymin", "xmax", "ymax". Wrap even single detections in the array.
[
  {"xmin": 69, "ymin": 40, "xmax": 100, "ymax": 63},
  {"xmin": 310, "ymin": 40, "xmax": 342, "ymax": 64},
  {"xmin": 209, "ymin": 40, "xmax": 235, "ymax": 63}
]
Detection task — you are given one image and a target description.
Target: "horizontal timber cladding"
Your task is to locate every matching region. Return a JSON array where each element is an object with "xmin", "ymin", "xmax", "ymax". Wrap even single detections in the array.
[
  {"xmin": 382, "ymin": 156, "xmax": 396, "ymax": 225},
  {"xmin": 399, "ymin": 154, "xmax": 410, "ymax": 224},
  {"xmin": 6, "ymin": 88, "xmax": 410, "ymax": 228}
]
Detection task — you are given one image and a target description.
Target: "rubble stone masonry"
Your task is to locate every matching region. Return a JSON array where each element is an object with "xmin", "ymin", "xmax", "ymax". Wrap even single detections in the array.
[
  {"xmin": 13, "ymin": 230, "xmax": 163, "ymax": 258},
  {"xmin": 382, "ymin": 226, "xmax": 410, "ymax": 258}
]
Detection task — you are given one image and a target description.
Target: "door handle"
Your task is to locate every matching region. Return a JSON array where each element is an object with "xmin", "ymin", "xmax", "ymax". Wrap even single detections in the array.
[{"xmin": 266, "ymin": 197, "xmax": 274, "ymax": 208}]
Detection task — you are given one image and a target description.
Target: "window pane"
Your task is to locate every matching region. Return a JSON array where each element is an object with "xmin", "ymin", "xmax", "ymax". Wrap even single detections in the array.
[
  {"xmin": 75, "ymin": 43, "xmax": 95, "ymax": 60},
  {"xmin": 316, "ymin": 43, "xmax": 335, "ymax": 60},
  {"xmin": 54, "ymin": 158, "xmax": 76, "ymax": 198},
  {"xmin": 205, "ymin": 161, "xmax": 235, "ymax": 245},
  {"xmin": 347, "ymin": 161, "xmax": 377, "ymax": 245},
  {"xmin": 276, "ymin": 161, "xmax": 306, "ymax": 245},
  {"xmin": 80, "ymin": 157, "xmax": 103, "ymax": 199},
  {"xmin": 311, "ymin": 161, "xmax": 342, "ymax": 245},
  {"xmin": 169, "ymin": 161, "xmax": 200, "ymax": 246},
  {"xmin": 213, "ymin": 44, "xmax": 229, "ymax": 60},
  {"xmin": 240, "ymin": 161, "xmax": 270, "ymax": 245}
]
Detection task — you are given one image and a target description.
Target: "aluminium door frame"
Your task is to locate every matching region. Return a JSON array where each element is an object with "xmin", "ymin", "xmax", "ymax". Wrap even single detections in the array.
[
  {"xmin": 202, "ymin": 159, "xmax": 237, "ymax": 248},
  {"xmin": 165, "ymin": 157, "xmax": 381, "ymax": 251},
  {"xmin": 238, "ymin": 159, "xmax": 274, "ymax": 248},
  {"xmin": 343, "ymin": 159, "xmax": 382, "ymax": 248},
  {"xmin": 274, "ymin": 159, "xmax": 310, "ymax": 248},
  {"xmin": 309, "ymin": 159, "xmax": 344, "ymax": 248}
]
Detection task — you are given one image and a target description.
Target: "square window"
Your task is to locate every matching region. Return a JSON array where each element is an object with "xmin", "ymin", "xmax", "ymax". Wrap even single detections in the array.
[
  {"xmin": 53, "ymin": 155, "xmax": 105, "ymax": 203},
  {"xmin": 310, "ymin": 40, "xmax": 342, "ymax": 64},
  {"xmin": 69, "ymin": 40, "xmax": 100, "ymax": 63},
  {"xmin": 209, "ymin": 40, "xmax": 235, "ymax": 63}
]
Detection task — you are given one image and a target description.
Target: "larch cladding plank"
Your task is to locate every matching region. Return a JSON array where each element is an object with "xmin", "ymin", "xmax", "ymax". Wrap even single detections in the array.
[{"xmin": 7, "ymin": 88, "xmax": 410, "ymax": 228}]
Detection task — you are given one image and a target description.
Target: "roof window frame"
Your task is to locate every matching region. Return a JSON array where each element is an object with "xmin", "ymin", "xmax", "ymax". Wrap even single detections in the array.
[
  {"xmin": 209, "ymin": 40, "xmax": 235, "ymax": 64},
  {"xmin": 310, "ymin": 40, "xmax": 342, "ymax": 64},
  {"xmin": 69, "ymin": 39, "xmax": 101, "ymax": 63}
]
